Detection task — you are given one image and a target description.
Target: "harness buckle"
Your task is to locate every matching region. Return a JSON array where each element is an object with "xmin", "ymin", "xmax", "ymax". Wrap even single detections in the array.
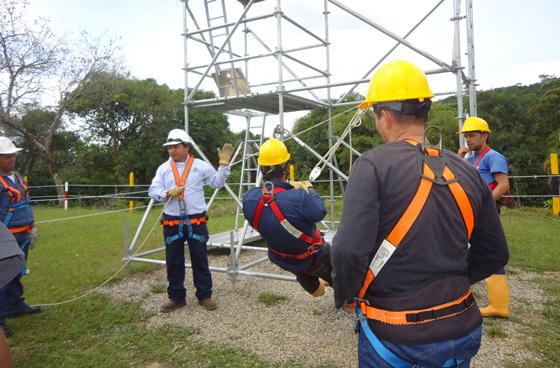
[
  {"xmin": 342, "ymin": 297, "xmax": 370, "ymax": 321},
  {"xmin": 307, "ymin": 242, "xmax": 323, "ymax": 255},
  {"xmin": 353, "ymin": 297, "xmax": 370, "ymax": 306}
]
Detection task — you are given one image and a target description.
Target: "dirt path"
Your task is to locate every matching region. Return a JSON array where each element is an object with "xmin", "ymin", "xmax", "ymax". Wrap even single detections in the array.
[{"xmin": 101, "ymin": 251, "xmax": 548, "ymax": 367}]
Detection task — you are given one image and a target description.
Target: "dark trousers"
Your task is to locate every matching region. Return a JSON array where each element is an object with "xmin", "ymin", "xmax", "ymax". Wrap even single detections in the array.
[
  {"xmin": 163, "ymin": 222, "xmax": 212, "ymax": 302},
  {"xmin": 358, "ymin": 324, "xmax": 482, "ymax": 367},
  {"xmin": 295, "ymin": 243, "xmax": 333, "ymax": 294},
  {"xmin": 0, "ymin": 232, "xmax": 30, "ymax": 320}
]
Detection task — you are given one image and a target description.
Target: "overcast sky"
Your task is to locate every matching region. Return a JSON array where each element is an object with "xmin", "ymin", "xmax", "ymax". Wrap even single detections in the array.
[{"xmin": 31, "ymin": 0, "xmax": 560, "ymax": 132}]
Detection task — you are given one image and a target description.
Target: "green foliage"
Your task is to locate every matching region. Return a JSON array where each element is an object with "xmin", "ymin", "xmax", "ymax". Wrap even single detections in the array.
[
  {"xmin": 150, "ymin": 282, "xmax": 167, "ymax": 294},
  {"xmin": 258, "ymin": 292, "xmax": 288, "ymax": 306},
  {"xmin": 466, "ymin": 79, "xmax": 560, "ymax": 203},
  {"xmin": 290, "ymin": 94, "xmax": 380, "ymax": 183},
  {"xmin": 483, "ymin": 319, "xmax": 508, "ymax": 338},
  {"xmin": 500, "ymin": 208, "xmax": 560, "ymax": 272}
]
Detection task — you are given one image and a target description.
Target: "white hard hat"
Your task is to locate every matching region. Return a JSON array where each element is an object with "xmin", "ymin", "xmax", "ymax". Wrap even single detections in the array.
[
  {"xmin": 163, "ymin": 129, "xmax": 192, "ymax": 147},
  {"xmin": 0, "ymin": 137, "xmax": 22, "ymax": 155}
]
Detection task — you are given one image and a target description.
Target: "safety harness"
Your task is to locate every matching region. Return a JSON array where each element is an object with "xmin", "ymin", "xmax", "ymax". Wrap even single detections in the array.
[
  {"xmin": 0, "ymin": 174, "xmax": 32, "ymax": 233},
  {"xmin": 251, "ymin": 183, "xmax": 324, "ymax": 260},
  {"xmin": 163, "ymin": 156, "xmax": 207, "ymax": 245},
  {"xmin": 356, "ymin": 141, "xmax": 475, "ymax": 367},
  {"xmin": 468, "ymin": 146, "xmax": 497, "ymax": 190},
  {"xmin": 0, "ymin": 174, "xmax": 33, "ymax": 276}
]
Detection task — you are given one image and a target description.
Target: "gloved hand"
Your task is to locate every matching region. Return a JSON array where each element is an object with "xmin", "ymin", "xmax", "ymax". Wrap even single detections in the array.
[
  {"xmin": 289, "ymin": 180, "xmax": 313, "ymax": 192},
  {"xmin": 167, "ymin": 186, "xmax": 184, "ymax": 198},
  {"xmin": 218, "ymin": 143, "xmax": 233, "ymax": 166},
  {"xmin": 30, "ymin": 226, "xmax": 37, "ymax": 249}
]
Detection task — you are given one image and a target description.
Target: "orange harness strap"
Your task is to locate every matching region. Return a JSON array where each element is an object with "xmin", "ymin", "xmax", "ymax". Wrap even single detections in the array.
[
  {"xmin": 161, "ymin": 217, "xmax": 208, "ymax": 227},
  {"xmin": 357, "ymin": 163, "xmax": 435, "ymax": 299},
  {"xmin": 359, "ymin": 290, "xmax": 475, "ymax": 325},
  {"xmin": 356, "ymin": 143, "xmax": 475, "ymax": 325},
  {"xmin": 170, "ymin": 155, "xmax": 195, "ymax": 201},
  {"xmin": 9, "ymin": 225, "xmax": 33, "ymax": 234},
  {"xmin": 443, "ymin": 167, "xmax": 474, "ymax": 238},
  {"xmin": 0, "ymin": 176, "xmax": 23, "ymax": 202}
]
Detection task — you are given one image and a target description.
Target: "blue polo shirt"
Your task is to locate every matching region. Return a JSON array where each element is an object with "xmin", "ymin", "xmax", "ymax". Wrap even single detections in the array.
[{"xmin": 465, "ymin": 148, "xmax": 508, "ymax": 187}]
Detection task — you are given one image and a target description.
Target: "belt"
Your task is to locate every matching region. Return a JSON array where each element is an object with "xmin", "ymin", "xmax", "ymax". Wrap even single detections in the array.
[
  {"xmin": 9, "ymin": 225, "xmax": 33, "ymax": 234},
  {"xmin": 161, "ymin": 217, "xmax": 208, "ymax": 227},
  {"xmin": 359, "ymin": 290, "xmax": 475, "ymax": 325}
]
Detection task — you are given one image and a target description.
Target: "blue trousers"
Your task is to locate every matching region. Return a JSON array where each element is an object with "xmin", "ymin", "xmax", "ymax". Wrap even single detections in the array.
[
  {"xmin": 163, "ymin": 223, "xmax": 211, "ymax": 302},
  {"xmin": 358, "ymin": 324, "xmax": 482, "ymax": 368},
  {"xmin": 0, "ymin": 232, "xmax": 31, "ymax": 321}
]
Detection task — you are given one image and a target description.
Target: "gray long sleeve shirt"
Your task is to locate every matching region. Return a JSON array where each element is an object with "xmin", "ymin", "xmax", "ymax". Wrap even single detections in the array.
[{"xmin": 332, "ymin": 141, "xmax": 509, "ymax": 310}]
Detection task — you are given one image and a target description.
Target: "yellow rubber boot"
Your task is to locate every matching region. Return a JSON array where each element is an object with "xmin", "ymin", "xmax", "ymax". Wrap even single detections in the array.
[
  {"xmin": 479, "ymin": 274, "xmax": 510, "ymax": 318},
  {"xmin": 311, "ymin": 278, "xmax": 326, "ymax": 297}
]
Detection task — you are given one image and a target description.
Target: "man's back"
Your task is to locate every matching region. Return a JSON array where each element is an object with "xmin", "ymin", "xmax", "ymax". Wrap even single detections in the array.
[
  {"xmin": 243, "ymin": 181, "xmax": 326, "ymax": 271},
  {"xmin": 332, "ymin": 141, "xmax": 508, "ymax": 342}
]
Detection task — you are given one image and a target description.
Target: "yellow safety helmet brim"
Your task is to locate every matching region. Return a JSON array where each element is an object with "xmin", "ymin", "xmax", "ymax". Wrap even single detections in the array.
[
  {"xmin": 258, "ymin": 138, "xmax": 291, "ymax": 166},
  {"xmin": 359, "ymin": 60, "xmax": 433, "ymax": 110}
]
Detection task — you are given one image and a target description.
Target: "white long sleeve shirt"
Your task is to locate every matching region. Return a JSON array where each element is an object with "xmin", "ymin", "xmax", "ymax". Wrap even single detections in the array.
[{"xmin": 148, "ymin": 156, "xmax": 231, "ymax": 216}]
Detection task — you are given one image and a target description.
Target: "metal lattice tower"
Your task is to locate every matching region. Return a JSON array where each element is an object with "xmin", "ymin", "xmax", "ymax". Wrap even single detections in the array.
[{"xmin": 125, "ymin": 0, "xmax": 479, "ymax": 282}]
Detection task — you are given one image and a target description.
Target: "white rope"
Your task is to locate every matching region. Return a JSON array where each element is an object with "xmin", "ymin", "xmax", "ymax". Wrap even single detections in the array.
[
  {"xmin": 34, "ymin": 203, "xmax": 162, "ymax": 224},
  {"xmin": 309, "ymin": 109, "xmax": 364, "ymax": 180},
  {"xmin": 32, "ymin": 202, "xmax": 164, "ymax": 307}
]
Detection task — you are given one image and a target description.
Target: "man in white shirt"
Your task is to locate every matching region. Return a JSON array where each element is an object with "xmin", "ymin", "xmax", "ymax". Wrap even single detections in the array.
[{"xmin": 149, "ymin": 129, "xmax": 232, "ymax": 312}]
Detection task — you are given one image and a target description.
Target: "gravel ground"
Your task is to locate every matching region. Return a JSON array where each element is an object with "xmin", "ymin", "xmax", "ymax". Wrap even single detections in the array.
[{"xmin": 100, "ymin": 250, "xmax": 551, "ymax": 367}]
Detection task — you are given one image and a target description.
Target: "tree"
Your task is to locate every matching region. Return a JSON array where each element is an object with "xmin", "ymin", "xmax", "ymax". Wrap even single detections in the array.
[
  {"xmin": 0, "ymin": 0, "xmax": 121, "ymax": 201},
  {"xmin": 68, "ymin": 73, "xmax": 235, "ymax": 185}
]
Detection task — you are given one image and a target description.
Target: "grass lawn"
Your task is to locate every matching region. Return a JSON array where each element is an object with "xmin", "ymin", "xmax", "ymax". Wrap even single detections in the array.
[{"xmin": 5, "ymin": 204, "xmax": 560, "ymax": 367}]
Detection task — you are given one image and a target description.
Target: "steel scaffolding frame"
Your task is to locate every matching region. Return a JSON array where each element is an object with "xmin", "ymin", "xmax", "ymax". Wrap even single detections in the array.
[{"xmin": 125, "ymin": 0, "xmax": 478, "ymax": 283}]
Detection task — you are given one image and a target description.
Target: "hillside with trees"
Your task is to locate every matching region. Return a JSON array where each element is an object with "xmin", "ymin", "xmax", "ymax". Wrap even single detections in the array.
[{"xmin": 289, "ymin": 77, "xmax": 560, "ymax": 204}]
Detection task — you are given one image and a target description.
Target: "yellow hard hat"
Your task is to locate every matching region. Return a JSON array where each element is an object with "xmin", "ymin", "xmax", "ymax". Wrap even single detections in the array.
[
  {"xmin": 458, "ymin": 116, "xmax": 491, "ymax": 134},
  {"xmin": 359, "ymin": 60, "xmax": 433, "ymax": 110},
  {"xmin": 258, "ymin": 138, "xmax": 290, "ymax": 166}
]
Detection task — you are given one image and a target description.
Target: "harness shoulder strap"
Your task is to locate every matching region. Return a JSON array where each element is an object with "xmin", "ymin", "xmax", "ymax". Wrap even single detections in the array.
[
  {"xmin": 471, "ymin": 145, "xmax": 491, "ymax": 169},
  {"xmin": 251, "ymin": 185, "xmax": 322, "ymax": 246},
  {"xmin": 0, "ymin": 176, "xmax": 23, "ymax": 202},
  {"xmin": 358, "ymin": 162, "xmax": 435, "ymax": 298},
  {"xmin": 170, "ymin": 155, "xmax": 195, "ymax": 201}
]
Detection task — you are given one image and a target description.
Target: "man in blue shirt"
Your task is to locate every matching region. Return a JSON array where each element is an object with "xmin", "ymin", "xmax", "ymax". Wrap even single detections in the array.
[
  {"xmin": 459, "ymin": 116, "xmax": 511, "ymax": 318},
  {"xmin": 149, "ymin": 129, "xmax": 232, "ymax": 312},
  {"xmin": 243, "ymin": 138, "xmax": 331, "ymax": 297}
]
